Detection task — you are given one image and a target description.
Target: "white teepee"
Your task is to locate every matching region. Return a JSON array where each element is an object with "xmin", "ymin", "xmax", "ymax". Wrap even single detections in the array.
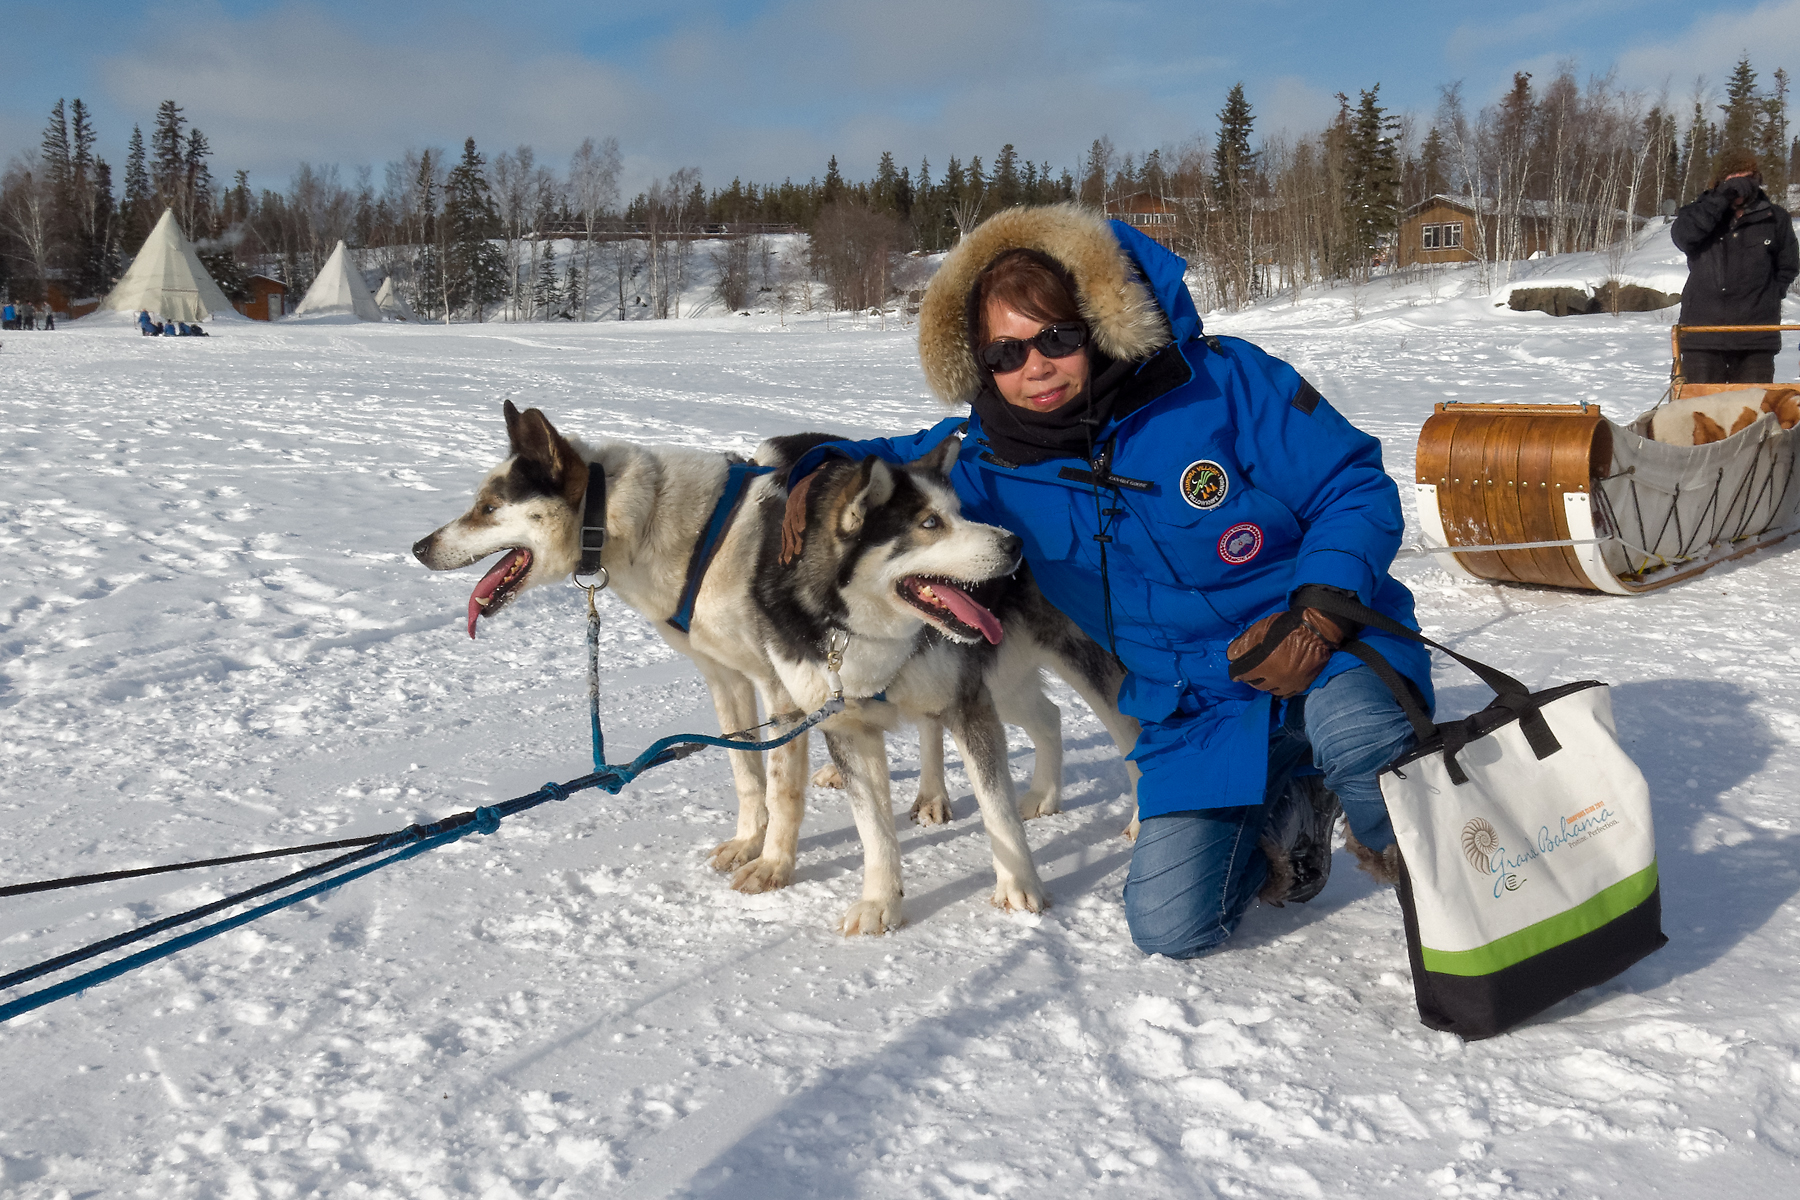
[
  {"xmin": 294, "ymin": 241, "xmax": 384, "ymax": 321},
  {"xmin": 98, "ymin": 209, "xmax": 236, "ymax": 322},
  {"xmin": 374, "ymin": 275, "xmax": 416, "ymax": 320}
]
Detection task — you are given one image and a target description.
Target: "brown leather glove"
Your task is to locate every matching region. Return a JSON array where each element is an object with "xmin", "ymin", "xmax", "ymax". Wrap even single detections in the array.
[
  {"xmin": 1227, "ymin": 607, "xmax": 1352, "ymax": 698},
  {"xmin": 779, "ymin": 469, "xmax": 820, "ymax": 566}
]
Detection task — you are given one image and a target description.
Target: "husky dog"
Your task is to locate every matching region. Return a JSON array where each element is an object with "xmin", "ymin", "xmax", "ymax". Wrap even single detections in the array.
[{"xmin": 414, "ymin": 403, "xmax": 1137, "ymax": 933}]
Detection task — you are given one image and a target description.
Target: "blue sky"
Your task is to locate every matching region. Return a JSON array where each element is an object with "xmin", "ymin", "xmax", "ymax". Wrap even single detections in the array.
[{"xmin": 5, "ymin": 0, "xmax": 1798, "ymax": 196}]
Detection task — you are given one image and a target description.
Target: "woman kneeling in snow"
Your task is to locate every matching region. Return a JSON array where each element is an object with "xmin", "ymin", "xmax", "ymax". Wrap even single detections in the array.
[{"xmin": 783, "ymin": 205, "xmax": 1433, "ymax": 956}]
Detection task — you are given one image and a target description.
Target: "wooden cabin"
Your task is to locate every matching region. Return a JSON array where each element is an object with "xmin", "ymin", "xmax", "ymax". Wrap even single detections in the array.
[
  {"xmin": 237, "ymin": 275, "xmax": 289, "ymax": 321},
  {"xmin": 1397, "ymin": 195, "xmax": 1553, "ymax": 267},
  {"xmin": 1104, "ymin": 192, "xmax": 1181, "ymax": 248}
]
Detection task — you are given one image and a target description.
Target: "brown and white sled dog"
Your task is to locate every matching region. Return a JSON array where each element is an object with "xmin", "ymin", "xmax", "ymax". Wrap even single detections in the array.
[{"xmin": 413, "ymin": 402, "xmax": 1138, "ymax": 934}]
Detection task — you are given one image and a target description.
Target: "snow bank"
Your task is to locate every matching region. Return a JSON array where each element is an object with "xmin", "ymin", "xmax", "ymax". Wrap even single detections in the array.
[{"xmin": 1, "ymin": 309, "xmax": 1797, "ymax": 1196}]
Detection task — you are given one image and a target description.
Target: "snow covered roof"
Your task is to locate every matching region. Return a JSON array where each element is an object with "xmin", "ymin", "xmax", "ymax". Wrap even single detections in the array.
[
  {"xmin": 294, "ymin": 241, "xmax": 384, "ymax": 321},
  {"xmin": 97, "ymin": 209, "xmax": 237, "ymax": 323},
  {"xmin": 1408, "ymin": 193, "xmax": 1643, "ymax": 224}
]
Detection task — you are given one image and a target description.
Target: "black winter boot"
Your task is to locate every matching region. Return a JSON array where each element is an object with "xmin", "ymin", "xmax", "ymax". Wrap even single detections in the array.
[{"xmin": 1257, "ymin": 777, "xmax": 1341, "ymax": 906}]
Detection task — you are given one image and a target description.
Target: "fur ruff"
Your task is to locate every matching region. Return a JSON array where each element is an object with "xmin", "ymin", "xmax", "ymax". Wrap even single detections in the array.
[
  {"xmin": 918, "ymin": 203, "xmax": 1173, "ymax": 406},
  {"xmin": 1344, "ymin": 827, "xmax": 1402, "ymax": 886}
]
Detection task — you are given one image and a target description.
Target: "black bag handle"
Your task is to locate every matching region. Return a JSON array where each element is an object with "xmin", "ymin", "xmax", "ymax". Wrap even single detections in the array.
[{"xmin": 1294, "ymin": 585, "xmax": 1563, "ymax": 782}]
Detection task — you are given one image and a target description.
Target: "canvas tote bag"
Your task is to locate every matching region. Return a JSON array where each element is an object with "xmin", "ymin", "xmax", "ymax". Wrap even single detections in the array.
[{"xmin": 1293, "ymin": 587, "xmax": 1668, "ymax": 1040}]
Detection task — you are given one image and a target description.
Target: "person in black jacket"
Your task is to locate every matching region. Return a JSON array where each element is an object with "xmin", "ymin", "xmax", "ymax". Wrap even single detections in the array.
[{"xmin": 1671, "ymin": 149, "xmax": 1799, "ymax": 383}]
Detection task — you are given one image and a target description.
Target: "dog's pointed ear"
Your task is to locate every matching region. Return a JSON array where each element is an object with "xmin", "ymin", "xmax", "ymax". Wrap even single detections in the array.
[
  {"xmin": 507, "ymin": 404, "xmax": 588, "ymax": 503},
  {"xmin": 908, "ymin": 437, "xmax": 960, "ymax": 479},
  {"xmin": 504, "ymin": 399, "xmax": 524, "ymax": 447},
  {"xmin": 838, "ymin": 458, "xmax": 896, "ymax": 536}
]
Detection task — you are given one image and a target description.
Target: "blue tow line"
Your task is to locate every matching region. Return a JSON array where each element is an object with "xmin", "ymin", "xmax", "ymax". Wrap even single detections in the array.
[{"xmin": 0, "ymin": 589, "xmax": 844, "ymax": 1024}]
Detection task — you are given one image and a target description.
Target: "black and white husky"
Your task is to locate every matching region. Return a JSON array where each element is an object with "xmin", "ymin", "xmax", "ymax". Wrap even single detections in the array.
[{"xmin": 413, "ymin": 402, "xmax": 1138, "ymax": 934}]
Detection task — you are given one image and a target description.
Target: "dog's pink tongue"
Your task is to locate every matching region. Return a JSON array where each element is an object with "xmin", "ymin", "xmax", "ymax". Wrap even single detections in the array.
[
  {"xmin": 466, "ymin": 550, "xmax": 529, "ymax": 638},
  {"xmin": 932, "ymin": 582, "xmax": 1004, "ymax": 645}
]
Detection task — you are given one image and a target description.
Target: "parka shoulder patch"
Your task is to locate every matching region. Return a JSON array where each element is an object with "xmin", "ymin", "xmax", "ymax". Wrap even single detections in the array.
[{"xmin": 1291, "ymin": 378, "xmax": 1322, "ymax": 415}]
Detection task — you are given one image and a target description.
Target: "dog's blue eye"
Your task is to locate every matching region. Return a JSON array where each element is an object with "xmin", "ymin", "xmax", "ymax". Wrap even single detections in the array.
[
  {"xmin": 482, "ymin": 505, "xmax": 496, "ymax": 515},
  {"xmin": 921, "ymin": 515, "xmax": 941, "ymax": 529}
]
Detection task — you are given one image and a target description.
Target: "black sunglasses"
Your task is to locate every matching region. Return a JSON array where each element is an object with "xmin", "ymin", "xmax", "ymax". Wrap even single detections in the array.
[{"xmin": 978, "ymin": 322, "xmax": 1089, "ymax": 374}]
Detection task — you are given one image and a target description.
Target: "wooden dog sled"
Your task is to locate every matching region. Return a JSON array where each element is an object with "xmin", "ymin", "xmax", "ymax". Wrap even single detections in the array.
[{"xmin": 1414, "ymin": 325, "xmax": 1800, "ymax": 594}]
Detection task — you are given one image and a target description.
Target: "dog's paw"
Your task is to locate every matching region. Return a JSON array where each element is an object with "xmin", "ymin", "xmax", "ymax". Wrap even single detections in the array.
[
  {"xmin": 910, "ymin": 792, "xmax": 952, "ymax": 825},
  {"xmin": 732, "ymin": 856, "xmax": 795, "ymax": 894},
  {"xmin": 838, "ymin": 897, "xmax": 903, "ymax": 936},
  {"xmin": 708, "ymin": 835, "xmax": 764, "ymax": 873},
  {"xmin": 1122, "ymin": 813, "xmax": 1141, "ymax": 842},
  {"xmin": 1018, "ymin": 787, "xmax": 1062, "ymax": 820},
  {"xmin": 810, "ymin": 763, "xmax": 845, "ymax": 789},
  {"xmin": 991, "ymin": 876, "xmax": 1049, "ymax": 914}
]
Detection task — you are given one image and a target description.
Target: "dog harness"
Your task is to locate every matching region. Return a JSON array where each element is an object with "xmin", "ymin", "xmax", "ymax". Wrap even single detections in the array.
[{"xmin": 666, "ymin": 462, "xmax": 776, "ymax": 634}]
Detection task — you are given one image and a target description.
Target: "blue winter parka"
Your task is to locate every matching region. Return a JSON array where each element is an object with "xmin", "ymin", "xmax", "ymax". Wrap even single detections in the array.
[{"xmin": 793, "ymin": 222, "xmax": 1433, "ymax": 817}]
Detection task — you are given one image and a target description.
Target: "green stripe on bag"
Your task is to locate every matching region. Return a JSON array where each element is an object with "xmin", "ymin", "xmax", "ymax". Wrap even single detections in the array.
[{"xmin": 1419, "ymin": 862, "xmax": 1659, "ymax": 977}]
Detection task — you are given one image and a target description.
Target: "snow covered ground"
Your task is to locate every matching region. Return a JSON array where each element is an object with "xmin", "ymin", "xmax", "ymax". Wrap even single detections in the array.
[{"xmin": 3, "ymin": 265, "xmax": 1799, "ymax": 1198}]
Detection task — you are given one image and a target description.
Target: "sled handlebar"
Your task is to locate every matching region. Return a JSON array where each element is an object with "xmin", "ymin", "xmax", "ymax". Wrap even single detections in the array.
[{"xmin": 1671, "ymin": 324, "xmax": 1800, "ymax": 381}]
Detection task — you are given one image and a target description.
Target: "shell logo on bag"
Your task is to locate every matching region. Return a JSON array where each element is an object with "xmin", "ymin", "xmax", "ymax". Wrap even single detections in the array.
[{"xmin": 1462, "ymin": 819, "xmax": 1499, "ymax": 874}]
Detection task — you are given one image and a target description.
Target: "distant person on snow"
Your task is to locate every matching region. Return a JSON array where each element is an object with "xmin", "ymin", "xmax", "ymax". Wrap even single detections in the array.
[
  {"xmin": 780, "ymin": 205, "xmax": 1433, "ymax": 958},
  {"xmin": 137, "ymin": 310, "xmax": 158, "ymax": 336},
  {"xmin": 2, "ymin": 301, "xmax": 14, "ymax": 330},
  {"xmin": 1672, "ymin": 149, "xmax": 1799, "ymax": 384}
]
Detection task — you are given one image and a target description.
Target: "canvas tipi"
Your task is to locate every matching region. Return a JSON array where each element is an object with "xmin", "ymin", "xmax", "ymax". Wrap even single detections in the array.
[
  {"xmin": 98, "ymin": 209, "xmax": 236, "ymax": 323},
  {"xmin": 374, "ymin": 275, "xmax": 416, "ymax": 320},
  {"xmin": 294, "ymin": 241, "xmax": 384, "ymax": 320}
]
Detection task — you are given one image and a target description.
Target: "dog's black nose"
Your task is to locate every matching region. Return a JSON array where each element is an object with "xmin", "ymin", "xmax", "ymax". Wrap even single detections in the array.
[
  {"xmin": 411, "ymin": 536, "xmax": 433, "ymax": 562},
  {"xmin": 998, "ymin": 532, "xmax": 1023, "ymax": 562}
]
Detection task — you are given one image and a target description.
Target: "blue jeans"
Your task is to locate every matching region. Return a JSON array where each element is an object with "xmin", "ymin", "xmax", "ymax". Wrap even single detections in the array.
[{"xmin": 1123, "ymin": 666, "xmax": 1420, "ymax": 959}]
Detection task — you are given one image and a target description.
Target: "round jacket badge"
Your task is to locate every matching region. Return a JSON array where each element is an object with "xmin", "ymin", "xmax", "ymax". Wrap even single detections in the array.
[
  {"xmin": 1218, "ymin": 522, "xmax": 1263, "ymax": 565},
  {"xmin": 1179, "ymin": 459, "xmax": 1229, "ymax": 510}
]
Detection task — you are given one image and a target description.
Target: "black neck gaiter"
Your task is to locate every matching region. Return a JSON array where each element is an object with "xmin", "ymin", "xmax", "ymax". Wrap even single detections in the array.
[{"xmin": 969, "ymin": 351, "xmax": 1133, "ymax": 465}]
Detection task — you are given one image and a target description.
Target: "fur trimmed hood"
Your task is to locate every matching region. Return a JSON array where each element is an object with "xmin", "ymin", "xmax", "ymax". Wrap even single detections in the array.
[{"xmin": 918, "ymin": 203, "xmax": 1175, "ymax": 406}]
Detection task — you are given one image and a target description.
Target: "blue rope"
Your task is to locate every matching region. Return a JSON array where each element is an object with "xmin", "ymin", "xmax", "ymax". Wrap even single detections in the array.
[
  {"xmin": 587, "ymin": 600, "xmax": 604, "ymax": 770},
  {"xmin": 0, "ymin": 653, "xmax": 844, "ymax": 1024}
]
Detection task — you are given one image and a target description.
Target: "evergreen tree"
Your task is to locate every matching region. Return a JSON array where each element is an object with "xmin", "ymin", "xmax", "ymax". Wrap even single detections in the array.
[
  {"xmin": 562, "ymin": 257, "xmax": 582, "ymax": 319},
  {"xmin": 1719, "ymin": 57, "xmax": 1761, "ymax": 155},
  {"xmin": 182, "ymin": 127, "xmax": 214, "ymax": 235},
  {"xmin": 41, "ymin": 100, "xmax": 72, "ymax": 201},
  {"xmin": 873, "ymin": 151, "xmax": 900, "ymax": 214},
  {"xmin": 1081, "ymin": 137, "xmax": 1114, "ymax": 206},
  {"xmin": 122, "ymin": 125, "xmax": 152, "ymax": 245},
  {"xmin": 440, "ymin": 137, "xmax": 505, "ymax": 319},
  {"xmin": 1345, "ymin": 85, "xmax": 1400, "ymax": 271},
  {"xmin": 82, "ymin": 158, "xmax": 119, "ymax": 294},
  {"xmin": 1141, "ymin": 148, "xmax": 1166, "ymax": 197},
  {"xmin": 412, "ymin": 148, "xmax": 441, "ymax": 319},
  {"xmin": 1418, "ymin": 126, "xmax": 1448, "ymax": 199},
  {"xmin": 992, "ymin": 144, "xmax": 1022, "ymax": 208},
  {"xmin": 822, "ymin": 155, "xmax": 844, "ymax": 205},
  {"xmin": 150, "ymin": 100, "xmax": 187, "ymax": 217},
  {"xmin": 1679, "ymin": 96, "xmax": 1714, "ymax": 201},
  {"xmin": 1213, "ymin": 83, "xmax": 1257, "ymax": 207},
  {"xmin": 1759, "ymin": 68, "xmax": 1790, "ymax": 192},
  {"xmin": 533, "ymin": 237, "xmax": 561, "ymax": 317}
]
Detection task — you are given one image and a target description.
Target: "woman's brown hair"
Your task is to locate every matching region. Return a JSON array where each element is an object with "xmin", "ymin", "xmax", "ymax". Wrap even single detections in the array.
[{"xmin": 971, "ymin": 249, "xmax": 1083, "ymax": 345}]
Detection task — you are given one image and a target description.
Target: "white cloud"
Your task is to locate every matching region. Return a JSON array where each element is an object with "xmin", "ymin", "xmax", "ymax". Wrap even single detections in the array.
[{"xmin": 1612, "ymin": 0, "xmax": 1800, "ymax": 92}]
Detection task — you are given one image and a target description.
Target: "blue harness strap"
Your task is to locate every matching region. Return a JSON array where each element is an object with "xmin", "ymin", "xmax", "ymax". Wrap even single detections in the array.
[{"xmin": 667, "ymin": 462, "xmax": 774, "ymax": 634}]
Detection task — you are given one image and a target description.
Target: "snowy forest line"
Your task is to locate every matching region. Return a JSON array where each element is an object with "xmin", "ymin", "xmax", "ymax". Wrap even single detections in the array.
[{"xmin": 2, "ymin": 58, "xmax": 1796, "ymax": 322}]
